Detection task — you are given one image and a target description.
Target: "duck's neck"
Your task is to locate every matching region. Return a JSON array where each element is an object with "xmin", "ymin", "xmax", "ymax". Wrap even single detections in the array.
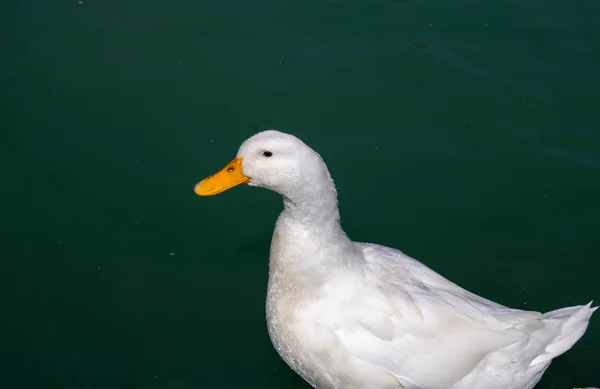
[
  {"xmin": 276, "ymin": 152, "xmax": 342, "ymax": 228},
  {"xmin": 281, "ymin": 186, "xmax": 340, "ymax": 226},
  {"xmin": 269, "ymin": 181, "xmax": 359, "ymax": 282},
  {"xmin": 279, "ymin": 169, "xmax": 344, "ymax": 229}
]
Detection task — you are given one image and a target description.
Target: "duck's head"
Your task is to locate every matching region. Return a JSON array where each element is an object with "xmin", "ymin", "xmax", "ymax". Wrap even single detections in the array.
[{"xmin": 195, "ymin": 130, "xmax": 334, "ymax": 199}]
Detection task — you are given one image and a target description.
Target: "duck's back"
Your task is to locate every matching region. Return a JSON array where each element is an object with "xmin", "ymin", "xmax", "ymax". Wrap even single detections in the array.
[{"xmin": 347, "ymin": 242, "xmax": 595, "ymax": 389}]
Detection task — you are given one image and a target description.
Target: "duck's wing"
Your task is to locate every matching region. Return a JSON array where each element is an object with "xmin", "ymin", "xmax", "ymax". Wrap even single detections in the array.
[
  {"xmin": 358, "ymin": 242, "xmax": 542, "ymax": 323},
  {"xmin": 333, "ymin": 243, "xmax": 543, "ymax": 388}
]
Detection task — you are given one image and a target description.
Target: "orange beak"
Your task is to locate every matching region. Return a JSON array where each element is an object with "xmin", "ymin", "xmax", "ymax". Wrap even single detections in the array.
[{"xmin": 194, "ymin": 157, "xmax": 250, "ymax": 196}]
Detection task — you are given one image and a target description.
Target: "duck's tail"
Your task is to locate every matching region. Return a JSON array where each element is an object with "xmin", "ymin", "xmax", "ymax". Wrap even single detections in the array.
[{"xmin": 529, "ymin": 301, "xmax": 596, "ymax": 366}]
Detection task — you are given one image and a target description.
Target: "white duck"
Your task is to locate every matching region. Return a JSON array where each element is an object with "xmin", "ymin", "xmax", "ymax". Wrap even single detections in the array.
[{"xmin": 194, "ymin": 130, "xmax": 596, "ymax": 389}]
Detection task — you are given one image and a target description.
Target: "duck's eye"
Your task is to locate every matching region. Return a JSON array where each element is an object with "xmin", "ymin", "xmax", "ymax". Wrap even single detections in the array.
[{"xmin": 262, "ymin": 151, "xmax": 273, "ymax": 157}]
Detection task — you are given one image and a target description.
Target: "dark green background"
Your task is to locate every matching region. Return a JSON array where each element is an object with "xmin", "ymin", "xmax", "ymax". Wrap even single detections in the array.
[{"xmin": 2, "ymin": 0, "xmax": 599, "ymax": 388}]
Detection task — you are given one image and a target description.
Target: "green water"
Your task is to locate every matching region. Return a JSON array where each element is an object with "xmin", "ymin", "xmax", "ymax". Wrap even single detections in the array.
[{"xmin": 2, "ymin": 0, "xmax": 599, "ymax": 388}]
